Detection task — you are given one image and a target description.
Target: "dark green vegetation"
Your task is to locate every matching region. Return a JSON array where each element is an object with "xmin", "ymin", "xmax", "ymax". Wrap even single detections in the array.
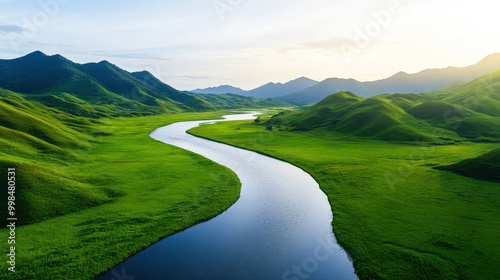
[
  {"xmin": 0, "ymin": 103, "xmax": 243, "ymax": 279},
  {"xmin": 189, "ymin": 119, "xmax": 500, "ymax": 280},
  {"xmin": 0, "ymin": 51, "xmax": 289, "ymax": 117},
  {"xmin": 436, "ymin": 148, "xmax": 500, "ymax": 183},
  {"xmin": 195, "ymin": 92, "xmax": 289, "ymax": 109},
  {"xmin": 269, "ymin": 69, "xmax": 500, "ymax": 142}
]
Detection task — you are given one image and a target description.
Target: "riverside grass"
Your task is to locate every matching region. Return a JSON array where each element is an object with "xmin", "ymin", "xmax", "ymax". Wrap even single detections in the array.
[
  {"xmin": 189, "ymin": 119, "xmax": 500, "ymax": 280},
  {"xmin": 0, "ymin": 112, "xmax": 242, "ymax": 280}
]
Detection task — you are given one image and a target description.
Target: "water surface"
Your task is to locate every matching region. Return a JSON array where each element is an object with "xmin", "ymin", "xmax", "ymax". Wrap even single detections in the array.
[{"xmin": 96, "ymin": 113, "xmax": 357, "ymax": 280}]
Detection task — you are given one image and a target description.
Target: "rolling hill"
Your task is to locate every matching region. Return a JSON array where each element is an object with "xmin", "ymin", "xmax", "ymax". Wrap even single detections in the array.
[
  {"xmin": 268, "ymin": 68, "xmax": 500, "ymax": 142},
  {"xmin": 0, "ymin": 89, "xmax": 117, "ymax": 224},
  {"xmin": 0, "ymin": 51, "xmax": 289, "ymax": 116},
  {"xmin": 435, "ymin": 147, "xmax": 500, "ymax": 182},
  {"xmin": 279, "ymin": 53, "xmax": 500, "ymax": 104},
  {"xmin": 0, "ymin": 52, "xmax": 290, "ymax": 225}
]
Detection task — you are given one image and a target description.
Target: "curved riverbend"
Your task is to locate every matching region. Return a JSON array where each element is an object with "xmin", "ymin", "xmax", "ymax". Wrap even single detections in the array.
[{"xmin": 97, "ymin": 113, "xmax": 357, "ymax": 280}]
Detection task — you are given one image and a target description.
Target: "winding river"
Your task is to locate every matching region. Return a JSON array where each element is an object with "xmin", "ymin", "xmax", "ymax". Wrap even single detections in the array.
[{"xmin": 96, "ymin": 113, "xmax": 357, "ymax": 280}]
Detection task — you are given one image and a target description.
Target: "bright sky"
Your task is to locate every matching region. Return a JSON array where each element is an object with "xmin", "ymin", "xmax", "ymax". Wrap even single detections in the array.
[{"xmin": 0, "ymin": 0, "xmax": 499, "ymax": 90}]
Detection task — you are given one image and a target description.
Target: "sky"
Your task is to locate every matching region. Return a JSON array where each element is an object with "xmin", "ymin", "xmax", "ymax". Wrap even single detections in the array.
[{"xmin": 0, "ymin": 0, "xmax": 499, "ymax": 90}]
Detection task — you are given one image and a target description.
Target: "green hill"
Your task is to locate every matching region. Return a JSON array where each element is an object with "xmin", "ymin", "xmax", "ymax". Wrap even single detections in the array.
[
  {"xmin": 0, "ymin": 51, "xmax": 289, "ymax": 116},
  {"xmin": 432, "ymin": 68, "xmax": 500, "ymax": 116},
  {"xmin": 0, "ymin": 89, "xmax": 118, "ymax": 224},
  {"xmin": 270, "ymin": 92, "xmax": 441, "ymax": 141},
  {"xmin": 407, "ymin": 100, "xmax": 476, "ymax": 122},
  {"xmin": 197, "ymin": 93, "xmax": 290, "ymax": 109},
  {"xmin": 269, "ymin": 69, "xmax": 500, "ymax": 142},
  {"xmin": 435, "ymin": 147, "xmax": 500, "ymax": 182}
]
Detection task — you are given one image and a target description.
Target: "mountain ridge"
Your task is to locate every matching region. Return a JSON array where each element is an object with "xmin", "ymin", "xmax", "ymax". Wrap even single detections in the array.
[
  {"xmin": 268, "ymin": 68, "xmax": 500, "ymax": 142},
  {"xmin": 279, "ymin": 53, "xmax": 500, "ymax": 104},
  {"xmin": 192, "ymin": 76, "xmax": 319, "ymax": 98},
  {"xmin": 0, "ymin": 51, "xmax": 288, "ymax": 116}
]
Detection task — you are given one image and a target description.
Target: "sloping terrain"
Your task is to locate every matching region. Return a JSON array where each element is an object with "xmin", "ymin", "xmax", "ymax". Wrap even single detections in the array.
[
  {"xmin": 268, "ymin": 69, "xmax": 500, "ymax": 142},
  {"xmin": 0, "ymin": 51, "xmax": 288, "ymax": 117},
  {"xmin": 0, "ymin": 89, "xmax": 116, "ymax": 224},
  {"xmin": 435, "ymin": 147, "xmax": 500, "ymax": 182}
]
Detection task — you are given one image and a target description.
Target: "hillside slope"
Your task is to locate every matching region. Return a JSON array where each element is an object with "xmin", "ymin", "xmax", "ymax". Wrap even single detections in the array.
[
  {"xmin": 435, "ymin": 148, "xmax": 500, "ymax": 182},
  {"xmin": 0, "ymin": 89, "xmax": 117, "ymax": 224},
  {"xmin": 0, "ymin": 51, "xmax": 288, "ymax": 116},
  {"xmin": 268, "ymin": 69, "xmax": 500, "ymax": 142}
]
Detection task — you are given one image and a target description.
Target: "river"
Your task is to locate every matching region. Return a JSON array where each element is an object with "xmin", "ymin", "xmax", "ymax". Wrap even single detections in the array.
[{"xmin": 96, "ymin": 112, "xmax": 357, "ymax": 280}]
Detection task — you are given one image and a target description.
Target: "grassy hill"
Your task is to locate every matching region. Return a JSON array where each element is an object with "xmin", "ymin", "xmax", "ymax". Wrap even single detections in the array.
[
  {"xmin": 436, "ymin": 147, "xmax": 500, "ymax": 182},
  {"xmin": 0, "ymin": 52, "xmax": 290, "ymax": 224},
  {"xmin": 196, "ymin": 93, "xmax": 290, "ymax": 109},
  {"xmin": 0, "ymin": 109, "xmax": 244, "ymax": 280},
  {"xmin": 0, "ymin": 51, "xmax": 289, "ymax": 117},
  {"xmin": 270, "ymin": 92, "xmax": 451, "ymax": 142},
  {"xmin": 0, "ymin": 89, "xmax": 117, "ymax": 224},
  {"xmin": 269, "ymin": 69, "xmax": 500, "ymax": 142}
]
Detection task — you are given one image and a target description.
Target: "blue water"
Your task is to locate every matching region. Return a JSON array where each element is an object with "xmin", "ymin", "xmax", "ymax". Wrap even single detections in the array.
[{"xmin": 96, "ymin": 113, "xmax": 357, "ymax": 280}]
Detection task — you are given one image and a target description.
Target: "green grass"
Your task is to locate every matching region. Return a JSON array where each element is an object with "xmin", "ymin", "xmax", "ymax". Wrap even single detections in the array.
[
  {"xmin": 436, "ymin": 148, "xmax": 500, "ymax": 183},
  {"xmin": 189, "ymin": 119, "xmax": 500, "ymax": 280},
  {"xmin": 0, "ymin": 112, "xmax": 242, "ymax": 280}
]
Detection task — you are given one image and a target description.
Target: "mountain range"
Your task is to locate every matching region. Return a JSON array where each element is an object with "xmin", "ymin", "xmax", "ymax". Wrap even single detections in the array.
[
  {"xmin": 267, "ymin": 68, "xmax": 500, "ymax": 142},
  {"xmin": 192, "ymin": 77, "xmax": 319, "ymax": 98},
  {"xmin": 0, "ymin": 51, "xmax": 288, "ymax": 118},
  {"xmin": 194, "ymin": 53, "xmax": 500, "ymax": 105},
  {"xmin": 191, "ymin": 85, "xmax": 246, "ymax": 95}
]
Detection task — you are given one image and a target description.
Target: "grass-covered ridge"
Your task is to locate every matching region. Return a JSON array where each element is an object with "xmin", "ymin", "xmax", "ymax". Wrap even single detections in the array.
[
  {"xmin": 0, "ymin": 87, "xmax": 246, "ymax": 279},
  {"xmin": 0, "ymin": 51, "xmax": 291, "ymax": 117},
  {"xmin": 269, "ymin": 68, "xmax": 500, "ymax": 142},
  {"xmin": 436, "ymin": 147, "xmax": 500, "ymax": 182},
  {"xmin": 189, "ymin": 118, "xmax": 500, "ymax": 280},
  {"xmin": 0, "ymin": 111, "xmax": 244, "ymax": 280}
]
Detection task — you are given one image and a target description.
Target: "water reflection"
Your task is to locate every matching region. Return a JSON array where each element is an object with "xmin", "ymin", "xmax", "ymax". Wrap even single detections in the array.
[{"xmin": 96, "ymin": 113, "xmax": 357, "ymax": 280}]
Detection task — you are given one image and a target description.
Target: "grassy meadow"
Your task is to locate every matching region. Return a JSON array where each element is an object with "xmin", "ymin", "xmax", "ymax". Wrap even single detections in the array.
[
  {"xmin": 189, "ymin": 119, "xmax": 500, "ymax": 280},
  {"xmin": 0, "ymin": 112, "xmax": 242, "ymax": 280}
]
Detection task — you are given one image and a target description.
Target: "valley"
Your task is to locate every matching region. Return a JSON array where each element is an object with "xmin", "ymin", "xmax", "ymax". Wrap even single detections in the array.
[
  {"xmin": 189, "ymin": 118, "xmax": 500, "ymax": 280},
  {"xmin": 0, "ymin": 51, "xmax": 499, "ymax": 280}
]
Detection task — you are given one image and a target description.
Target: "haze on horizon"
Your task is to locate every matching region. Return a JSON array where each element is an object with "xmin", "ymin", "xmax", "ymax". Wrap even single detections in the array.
[{"xmin": 0, "ymin": 0, "xmax": 499, "ymax": 91}]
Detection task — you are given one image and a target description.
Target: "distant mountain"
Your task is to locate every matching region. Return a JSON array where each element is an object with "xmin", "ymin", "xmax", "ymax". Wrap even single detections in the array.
[
  {"xmin": 245, "ymin": 77, "xmax": 319, "ymax": 98},
  {"xmin": 280, "ymin": 53, "xmax": 500, "ymax": 104},
  {"xmin": 0, "ymin": 51, "xmax": 288, "ymax": 117},
  {"xmin": 268, "ymin": 68, "xmax": 500, "ymax": 142},
  {"xmin": 193, "ymin": 77, "xmax": 319, "ymax": 99},
  {"xmin": 196, "ymin": 93, "xmax": 290, "ymax": 109},
  {"xmin": 191, "ymin": 85, "xmax": 245, "ymax": 95}
]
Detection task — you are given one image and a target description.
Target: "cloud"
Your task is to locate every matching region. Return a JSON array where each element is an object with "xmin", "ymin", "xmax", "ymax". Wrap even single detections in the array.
[
  {"xmin": 0, "ymin": 24, "xmax": 25, "ymax": 34},
  {"xmin": 279, "ymin": 37, "xmax": 402, "ymax": 56},
  {"xmin": 82, "ymin": 50, "xmax": 171, "ymax": 61}
]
